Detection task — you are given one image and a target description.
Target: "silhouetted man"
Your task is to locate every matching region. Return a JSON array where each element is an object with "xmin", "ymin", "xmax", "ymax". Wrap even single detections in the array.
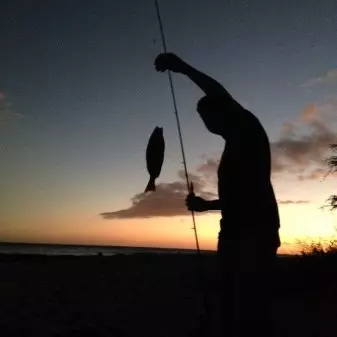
[{"xmin": 155, "ymin": 53, "xmax": 281, "ymax": 337}]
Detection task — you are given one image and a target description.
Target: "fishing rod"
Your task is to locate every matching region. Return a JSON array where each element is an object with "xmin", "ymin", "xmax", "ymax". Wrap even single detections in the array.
[
  {"xmin": 154, "ymin": 0, "xmax": 200, "ymax": 255},
  {"xmin": 153, "ymin": 5, "xmax": 213, "ymax": 334}
]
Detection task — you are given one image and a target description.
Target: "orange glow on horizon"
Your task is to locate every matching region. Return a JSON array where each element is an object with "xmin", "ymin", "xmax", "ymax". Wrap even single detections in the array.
[{"xmin": 1, "ymin": 202, "xmax": 336, "ymax": 255}]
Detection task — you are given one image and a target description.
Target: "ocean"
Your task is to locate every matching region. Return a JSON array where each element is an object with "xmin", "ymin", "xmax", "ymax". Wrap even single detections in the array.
[{"xmin": 0, "ymin": 242, "xmax": 212, "ymax": 256}]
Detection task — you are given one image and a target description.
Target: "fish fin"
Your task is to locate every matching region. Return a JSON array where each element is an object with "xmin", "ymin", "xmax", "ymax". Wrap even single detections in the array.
[{"xmin": 145, "ymin": 177, "xmax": 156, "ymax": 193}]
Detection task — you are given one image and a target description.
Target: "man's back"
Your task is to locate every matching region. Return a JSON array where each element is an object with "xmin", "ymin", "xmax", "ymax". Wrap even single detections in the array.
[{"xmin": 217, "ymin": 109, "xmax": 280, "ymax": 246}]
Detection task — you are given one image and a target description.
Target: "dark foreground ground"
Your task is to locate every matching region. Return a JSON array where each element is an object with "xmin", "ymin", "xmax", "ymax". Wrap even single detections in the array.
[{"xmin": 0, "ymin": 253, "xmax": 336, "ymax": 337}]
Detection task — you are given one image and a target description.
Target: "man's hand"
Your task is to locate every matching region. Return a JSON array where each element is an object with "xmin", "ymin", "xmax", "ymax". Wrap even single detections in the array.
[
  {"xmin": 185, "ymin": 193, "xmax": 209, "ymax": 212},
  {"xmin": 154, "ymin": 53, "xmax": 188, "ymax": 74}
]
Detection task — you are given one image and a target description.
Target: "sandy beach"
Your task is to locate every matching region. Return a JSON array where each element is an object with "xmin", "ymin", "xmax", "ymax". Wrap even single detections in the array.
[{"xmin": 0, "ymin": 253, "xmax": 336, "ymax": 337}]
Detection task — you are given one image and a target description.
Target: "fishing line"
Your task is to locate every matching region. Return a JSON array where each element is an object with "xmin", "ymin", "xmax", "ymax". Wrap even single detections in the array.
[{"xmin": 154, "ymin": 0, "xmax": 201, "ymax": 254}]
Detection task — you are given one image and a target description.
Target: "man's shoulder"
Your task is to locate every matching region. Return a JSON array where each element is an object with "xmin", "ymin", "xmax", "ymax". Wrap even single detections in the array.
[
  {"xmin": 239, "ymin": 110, "xmax": 269, "ymax": 140},
  {"xmin": 240, "ymin": 108, "xmax": 262, "ymax": 125}
]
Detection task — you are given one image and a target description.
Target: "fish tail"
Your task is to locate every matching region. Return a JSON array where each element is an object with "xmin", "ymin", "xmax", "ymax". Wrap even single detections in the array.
[{"xmin": 145, "ymin": 177, "xmax": 156, "ymax": 193}]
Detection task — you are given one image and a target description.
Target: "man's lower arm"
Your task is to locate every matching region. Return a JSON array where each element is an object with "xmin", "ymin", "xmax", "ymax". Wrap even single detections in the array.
[{"xmin": 206, "ymin": 199, "xmax": 221, "ymax": 211}]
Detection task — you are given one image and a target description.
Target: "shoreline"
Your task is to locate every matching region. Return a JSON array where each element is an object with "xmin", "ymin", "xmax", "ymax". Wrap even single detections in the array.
[{"xmin": 0, "ymin": 241, "xmax": 294, "ymax": 257}]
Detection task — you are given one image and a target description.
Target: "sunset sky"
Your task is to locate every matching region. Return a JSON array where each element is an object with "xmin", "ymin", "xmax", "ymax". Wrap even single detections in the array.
[{"xmin": 1, "ymin": 0, "xmax": 337, "ymax": 254}]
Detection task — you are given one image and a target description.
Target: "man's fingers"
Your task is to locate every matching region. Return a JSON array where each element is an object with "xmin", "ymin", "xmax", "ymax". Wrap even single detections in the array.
[
  {"xmin": 185, "ymin": 198, "xmax": 193, "ymax": 210},
  {"xmin": 154, "ymin": 54, "xmax": 170, "ymax": 72},
  {"xmin": 155, "ymin": 64, "xmax": 166, "ymax": 72}
]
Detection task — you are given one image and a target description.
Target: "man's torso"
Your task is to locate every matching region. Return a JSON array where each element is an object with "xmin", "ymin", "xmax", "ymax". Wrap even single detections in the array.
[{"xmin": 217, "ymin": 110, "xmax": 280, "ymax": 247}]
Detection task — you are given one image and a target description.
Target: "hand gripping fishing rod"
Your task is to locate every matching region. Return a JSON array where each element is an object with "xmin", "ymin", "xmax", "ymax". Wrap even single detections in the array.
[{"xmin": 154, "ymin": 0, "xmax": 200, "ymax": 255}]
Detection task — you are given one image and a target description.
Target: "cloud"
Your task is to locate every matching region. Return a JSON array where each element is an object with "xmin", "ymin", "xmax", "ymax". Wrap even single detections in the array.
[
  {"xmin": 101, "ymin": 171, "xmax": 217, "ymax": 219},
  {"xmin": 301, "ymin": 69, "xmax": 337, "ymax": 87},
  {"xmin": 278, "ymin": 200, "xmax": 310, "ymax": 205},
  {"xmin": 297, "ymin": 168, "xmax": 329, "ymax": 181},
  {"xmin": 280, "ymin": 121, "xmax": 298, "ymax": 138},
  {"xmin": 196, "ymin": 158, "xmax": 218, "ymax": 174},
  {"xmin": 300, "ymin": 104, "xmax": 317, "ymax": 122},
  {"xmin": 271, "ymin": 102, "xmax": 337, "ymax": 178},
  {"xmin": 196, "ymin": 158, "xmax": 218, "ymax": 186},
  {"xmin": 0, "ymin": 92, "xmax": 22, "ymax": 127}
]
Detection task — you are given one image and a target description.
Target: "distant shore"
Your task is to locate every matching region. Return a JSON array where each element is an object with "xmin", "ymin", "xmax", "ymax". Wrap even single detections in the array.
[{"xmin": 0, "ymin": 241, "xmax": 293, "ymax": 257}]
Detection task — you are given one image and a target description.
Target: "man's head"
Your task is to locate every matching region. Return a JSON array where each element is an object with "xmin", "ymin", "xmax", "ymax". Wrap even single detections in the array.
[{"xmin": 197, "ymin": 96, "xmax": 228, "ymax": 137}]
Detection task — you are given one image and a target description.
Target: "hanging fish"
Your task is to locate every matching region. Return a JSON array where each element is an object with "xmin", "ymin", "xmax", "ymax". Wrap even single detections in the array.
[{"xmin": 145, "ymin": 126, "xmax": 165, "ymax": 192}]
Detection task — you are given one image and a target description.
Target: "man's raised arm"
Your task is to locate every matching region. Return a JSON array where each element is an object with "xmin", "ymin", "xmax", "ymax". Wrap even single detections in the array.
[{"xmin": 155, "ymin": 53, "xmax": 240, "ymax": 106}]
